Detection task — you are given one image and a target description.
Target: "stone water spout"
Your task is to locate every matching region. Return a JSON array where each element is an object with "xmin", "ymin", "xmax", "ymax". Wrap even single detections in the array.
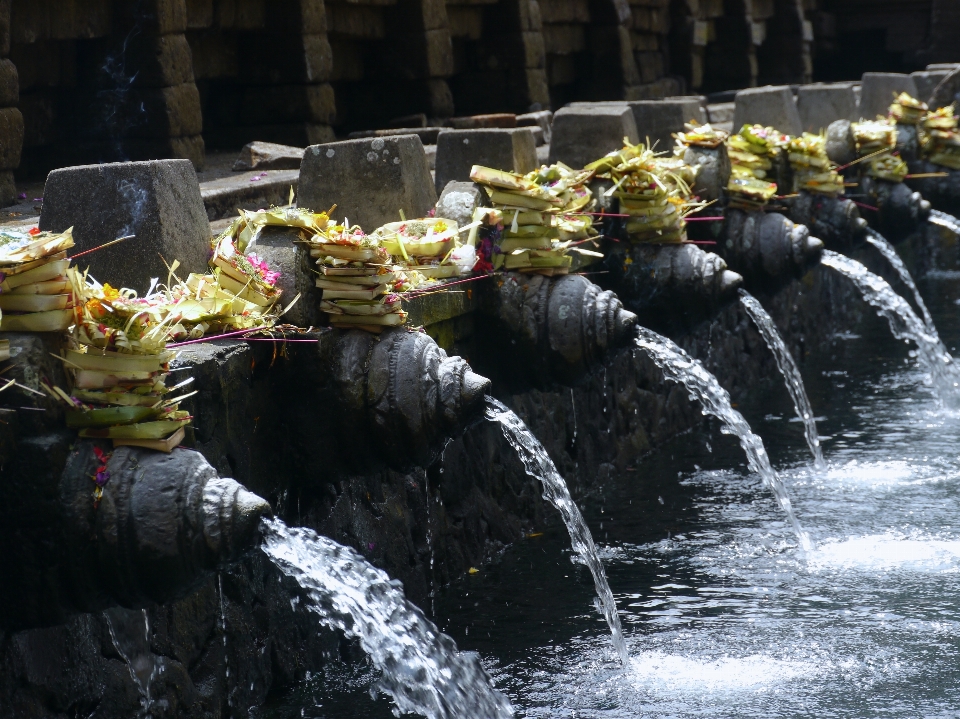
[
  {"xmin": 719, "ymin": 209, "xmax": 824, "ymax": 290},
  {"xmin": 317, "ymin": 328, "xmax": 491, "ymax": 470},
  {"xmin": 786, "ymin": 191, "xmax": 869, "ymax": 251},
  {"xmin": 0, "ymin": 443, "xmax": 271, "ymax": 631},
  {"xmin": 601, "ymin": 243, "xmax": 743, "ymax": 331},
  {"xmin": 479, "ymin": 272, "xmax": 637, "ymax": 384}
]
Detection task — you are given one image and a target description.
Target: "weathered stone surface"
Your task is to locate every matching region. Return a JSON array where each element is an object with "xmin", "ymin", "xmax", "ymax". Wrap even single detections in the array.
[
  {"xmin": 126, "ymin": 32, "xmax": 196, "ymax": 88},
  {"xmin": 448, "ymin": 113, "xmax": 518, "ymax": 129},
  {"xmin": 200, "ymin": 168, "xmax": 299, "ymax": 220},
  {"xmin": 299, "ymin": 135, "xmax": 437, "ymax": 229},
  {"xmin": 859, "ymin": 72, "xmax": 919, "ymax": 119},
  {"xmin": 628, "ymin": 98, "xmax": 706, "ymax": 151},
  {"xmin": 434, "ymin": 128, "xmax": 538, "ymax": 192},
  {"xmin": 548, "ymin": 105, "xmax": 638, "ymax": 169},
  {"xmin": 232, "ymin": 140, "xmax": 304, "ymax": 171},
  {"xmin": 0, "ymin": 106, "xmax": 23, "ymax": 170},
  {"xmin": 125, "ymin": 82, "xmax": 204, "ymax": 139},
  {"xmin": 912, "ymin": 70, "xmax": 951, "ymax": 104},
  {"xmin": 348, "ymin": 126, "xmax": 444, "ymax": 145},
  {"xmin": 247, "ymin": 226, "xmax": 321, "ymax": 328},
  {"xmin": 0, "ymin": 168, "xmax": 14, "ymax": 206},
  {"xmin": 796, "ymin": 82, "xmax": 857, "ymax": 133},
  {"xmin": 436, "ymin": 180, "xmax": 483, "ymax": 228},
  {"xmin": 517, "ymin": 108, "xmax": 553, "ymax": 144},
  {"xmin": 931, "ymin": 67, "xmax": 960, "ymax": 110},
  {"xmin": 825, "ymin": 119, "xmax": 856, "ymax": 166},
  {"xmin": 682, "ymin": 142, "xmax": 730, "ymax": 202},
  {"xmin": 0, "ymin": 57, "xmax": 19, "ymax": 108},
  {"xmin": 39, "ymin": 159, "xmax": 211, "ymax": 293},
  {"xmin": 732, "ymin": 85, "xmax": 802, "ymax": 135}
]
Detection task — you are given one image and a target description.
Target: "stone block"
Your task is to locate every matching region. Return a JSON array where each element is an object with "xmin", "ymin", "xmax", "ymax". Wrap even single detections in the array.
[
  {"xmin": 127, "ymin": 32, "xmax": 195, "ymax": 88},
  {"xmin": 912, "ymin": 70, "xmax": 951, "ymax": 105},
  {"xmin": 732, "ymin": 84, "xmax": 801, "ymax": 135},
  {"xmin": 0, "ymin": 0, "xmax": 9, "ymax": 55},
  {"xmin": 127, "ymin": 82, "xmax": 204, "ymax": 139},
  {"xmin": 240, "ymin": 33, "xmax": 332, "ymax": 85},
  {"xmin": 629, "ymin": 98, "xmax": 706, "ymax": 151},
  {"xmin": 434, "ymin": 128, "xmax": 538, "ymax": 192},
  {"xmin": 0, "ymin": 58, "xmax": 18, "ymax": 108},
  {"xmin": 435, "ymin": 180, "xmax": 483, "ymax": 228},
  {"xmin": 0, "ymin": 107, "xmax": 23, "ymax": 170},
  {"xmin": 349, "ymin": 127, "xmax": 444, "ymax": 144},
  {"xmin": 117, "ymin": 0, "xmax": 188, "ymax": 35},
  {"xmin": 326, "ymin": 4, "xmax": 385, "ymax": 38},
  {"xmin": 247, "ymin": 227, "xmax": 321, "ymax": 328},
  {"xmin": 796, "ymin": 82, "xmax": 857, "ymax": 133},
  {"xmin": 299, "ymin": 135, "xmax": 437, "ymax": 230},
  {"xmin": 185, "ymin": 0, "xmax": 213, "ymax": 28},
  {"xmin": 447, "ymin": 6, "xmax": 483, "ymax": 39},
  {"xmin": 449, "ymin": 113, "xmax": 517, "ymax": 129},
  {"xmin": 539, "ymin": 0, "xmax": 589, "ymax": 23},
  {"xmin": 39, "ymin": 160, "xmax": 211, "ymax": 294},
  {"xmin": 859, "ymin": 72, "xmax": 919, "ymax": 119},
  {"xmin": 233, "ymin": 141, "xmax": 305, "ymax": 171},
  {"xmin": 543, "ymin": 24, "xmax": 584, "ymax": 54},
  {"xmin": 201, "ymin": 169, "xmax": 299, "ymax": 220},
  {"xmin": 549, "ymin": 105, "xmax": 638, "ymax": 169},
  {"xmin": 187, "ymin": 29, "xmax": 239, "ymax": 79},
  {"xmin": 517, "ymin": 109, "xmax": 553, "ymax": 144}
]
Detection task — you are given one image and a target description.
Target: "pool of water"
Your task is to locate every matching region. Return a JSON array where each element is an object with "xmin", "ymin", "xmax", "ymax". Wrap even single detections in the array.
[{"xmin": 262, "ymin": 272, "xmax": 960, "ymax": 718}]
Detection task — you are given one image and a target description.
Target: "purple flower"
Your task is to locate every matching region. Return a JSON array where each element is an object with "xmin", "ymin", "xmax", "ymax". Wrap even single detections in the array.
[
  {"xmin": 367, "ymin": 542, "xmax": 375, "ymax": 550},
  {"xmin": 17, "ymin": 192, "xmax": 25, "ymax": 200},
  {"xmin": 95, "ymin": 470, "xmax": 110, "ymax": 487},
  {"xmin": 33, "ymin": 197, "xmax": 42, "ymax": 202},
  {"xmin": 250, "ymin": 177, "xmax": 261, "ymax": 182}
]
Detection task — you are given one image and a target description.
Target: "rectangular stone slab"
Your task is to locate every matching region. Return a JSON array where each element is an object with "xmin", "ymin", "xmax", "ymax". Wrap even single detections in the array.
[
  {"xmin": 434, "ymin": 128, "xmax": 537, "ymax": 193},
  {"xmin": 548, "ymin": 105, "xmax": 639, "ymax": 170},
  {"xmin": 732, "ymin": 85, "xmax": 802, "ymax": 136},
  {"xmin": 39, "ymin": 159, "xmax": 211, "ymax": 294},
  {"xmin": 298, "ymin": 135, "xmax": 437, "ymax": 230},
  {"xmin": 797, "ymin": 83, "xmax": 858, "ymax": 134},
  {"xmin": 859, "ymin": 72, "xmax": 919, "ymax": 120}
]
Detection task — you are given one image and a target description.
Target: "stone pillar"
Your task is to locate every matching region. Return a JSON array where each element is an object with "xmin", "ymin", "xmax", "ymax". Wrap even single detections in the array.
[
  {"xmin": 623, "ymin": 0, "xmax": 678, "ymax": 100},
  {"xmin": 447, "ymin": 0, "xmax": 549, "ymax": 115},
  {"xmin": 0, "ymin": 0, "xmax": 20, "ymax": 205},
  {"xmin": 757, "ymin": 0, "xmax": 812, "ymax": 86},
  {"xmin": 188, "ymin": 0, "xmax": 335, "ymax": 148}
]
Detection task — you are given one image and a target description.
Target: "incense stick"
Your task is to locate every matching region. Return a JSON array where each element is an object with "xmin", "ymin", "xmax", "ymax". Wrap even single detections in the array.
[{"xmin": 69, "ymin": 234, "xmax": 135, "ymax": 260}]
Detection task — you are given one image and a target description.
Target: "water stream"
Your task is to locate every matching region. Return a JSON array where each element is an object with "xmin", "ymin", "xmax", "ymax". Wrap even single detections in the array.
[
  {"xmin": 864, "ymin": 229, "xmax": 935, "ymax": 331},
  {"xmin": 929, "ymin": 208, "xmax": 960, "ymax": 235},
  {"xmin": 485, "ymin": 397, "xmax": 629, "ymax": 664},
  {"xmin": 259, "ymin": 517, "xmax": 513, "ymax": 719},
  {"xmin": 821, "ymin": 250, "xmax": 960, "ymax": 402},
  {"xmin": 103, "ymin": 607, "xmax": 164, "ymax": 718},
  {"xmin": 634, "ymin": 327, "xmax": 813, "ymax": 552},
  {"xmin": 739, "ymin": 290, "xmax": 825, "ymax": 469}
]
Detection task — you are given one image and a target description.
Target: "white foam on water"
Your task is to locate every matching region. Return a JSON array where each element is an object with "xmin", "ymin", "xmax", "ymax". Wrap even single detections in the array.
[
  {"xmin": 627, "ymin": 650, "xmax": 820, "ymax": 694},
  {"xmin": 810, "ymin": 534, "xmax": 960, "ymax": 571}
]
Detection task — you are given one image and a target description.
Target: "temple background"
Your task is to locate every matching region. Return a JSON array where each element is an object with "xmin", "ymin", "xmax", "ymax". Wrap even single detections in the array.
[{"xmin": 0, "ymin": 0, "xmax": 955, "ymax": 187}]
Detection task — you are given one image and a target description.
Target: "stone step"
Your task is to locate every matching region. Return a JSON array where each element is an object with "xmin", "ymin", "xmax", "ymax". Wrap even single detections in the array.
[{"xmin": 200, "ymin": 169, "xmax": 299, "ymax": 222}]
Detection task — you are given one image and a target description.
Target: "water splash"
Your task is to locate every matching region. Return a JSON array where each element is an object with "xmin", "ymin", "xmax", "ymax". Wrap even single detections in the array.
[
  {"xmin": 103, "ymin": 607, "xmax": 164, "ymax": 718},
  {"xmin": 634, "ymin": 327, "xmax": 813, "ymax": 552},
  {"xmin": 485, "ymin": 397, "xmax": 629, "ymax": 664},
  {"xmin": 739, "ymin": 290, "xmax": 825, "ymax": 470},
  {"xmin": 864, "ymin": 229, "xmax": 936, "ymax": 331},
  {"xmin": 260, "ymin": 517, "xmax": 513, "ymax": 719},
  {"xmin": 821, "ymin": 250, "xmax": 960, "ymax": 403},
  {"xmin": 929, "ymin": 209, "xmax": 960, "ymax": 236}
]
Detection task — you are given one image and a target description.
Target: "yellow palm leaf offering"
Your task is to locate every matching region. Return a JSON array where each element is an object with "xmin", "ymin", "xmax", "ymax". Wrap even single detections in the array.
[
  {"xmin": 52, "ymin": 268, "xmax": 192, "ymax": 447},
  {"xmin": 890, "ymin": 93, "xmax": 928, "ymax": 125},
  {"xmin": 305, "ymin": 219, "xmax": 407, "ymax": 331},
  {"xmin": 724, "ymin": 125, "xmax": 786, "ymax": 209},
  {"xmin": 787, "ymin": 133, "xmax": 844, "ymax": 196},
  {"xmin": 0, "ymin": 227, "xmax": 76, "ymax": 332},
  {"xmin": 470, "ymin": 162, "xmax": 597, "ymax": 275},
  {"xmin": 586, "ymin": 141, "xmax": 702, "ymax": 244},
  {"xmin": 851, "ymin": 118, "xmax": 906, "ymax": 182},
  {"xmin": 209, "ymin": 216, "xmax": 283, "ymax": 308},
  {"xmin": 920, "ymin": 106, "xmax": 960, "ymax": 170},
  {"xmin": 674, "ymin": 121, "xmax": 729, "ymax": 149},
  {"xmin": 370, "ymin": 218, "xmax": 472, "ymax": 285}
]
